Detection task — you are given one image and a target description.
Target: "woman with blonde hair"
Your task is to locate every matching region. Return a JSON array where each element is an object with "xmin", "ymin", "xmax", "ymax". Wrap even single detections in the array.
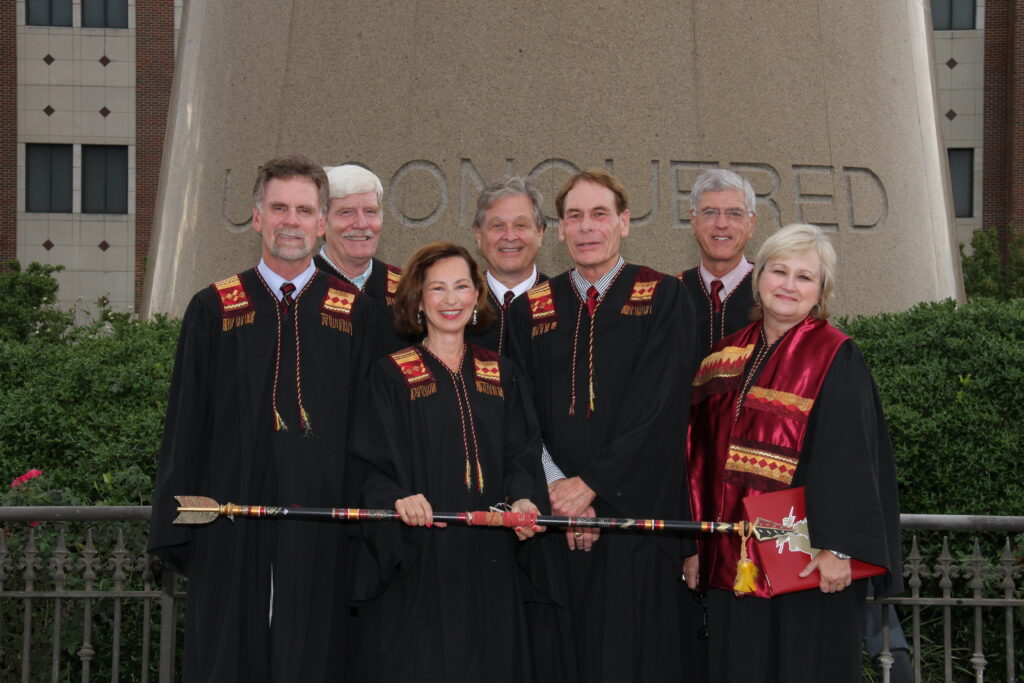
[{"xmin": 683, "ymin": 223, "xmax": 901, "ymax": 682}]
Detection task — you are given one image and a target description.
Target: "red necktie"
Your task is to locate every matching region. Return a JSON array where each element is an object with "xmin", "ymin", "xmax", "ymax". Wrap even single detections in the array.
[
  {"xmin": 280, "ymin": 282, "xmax": 296, "ymax": 315},
  {"xmin": 586, "ymin": 286, "xmax": 599, "ymax": 317},
  {"xmin": 709, "ymin": 279, "xmax": 724, "ymax": 313},
  {"xmin": 502, "ymin": 290, "xmax": 515, "ymax": 310}
]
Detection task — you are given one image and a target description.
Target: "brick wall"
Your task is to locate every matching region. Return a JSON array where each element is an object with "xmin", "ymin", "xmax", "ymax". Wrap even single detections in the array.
[
  {"xmin": 983, "ymin": 0, "xmax": 1024, "ymax": 260},
  {"xmin": 0, "ymin": 2, "xmax": 16, "ymax": 265},
  {"xmin": 135, "ymin": 1, "xmax": 175, "ymax": 309}
]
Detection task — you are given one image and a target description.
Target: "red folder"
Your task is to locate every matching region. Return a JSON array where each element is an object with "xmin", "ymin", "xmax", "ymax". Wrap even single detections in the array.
[{"xmin": 741, "ymin": 486, "xmax": 885, "ymax": 596}]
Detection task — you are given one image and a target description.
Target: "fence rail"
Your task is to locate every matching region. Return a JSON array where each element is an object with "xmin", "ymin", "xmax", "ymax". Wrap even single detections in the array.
[{"xmin": 1, "ymin": 508, "xmax": 1021, "ymax": 682}]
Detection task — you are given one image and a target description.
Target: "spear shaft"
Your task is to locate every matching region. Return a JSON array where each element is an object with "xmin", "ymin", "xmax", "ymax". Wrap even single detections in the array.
[{"xmin": 173, "ymin": 496, "xmax": 788, "ymax": 541}]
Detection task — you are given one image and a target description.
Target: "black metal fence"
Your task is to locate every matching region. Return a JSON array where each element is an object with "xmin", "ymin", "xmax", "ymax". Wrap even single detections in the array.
[{"xmin": 1, "ymin": 507, "xmax": 1021, "ymax": 682}]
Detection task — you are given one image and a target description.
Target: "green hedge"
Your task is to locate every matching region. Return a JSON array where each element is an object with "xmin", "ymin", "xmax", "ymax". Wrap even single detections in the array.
[{"xmin": 839, "ymin": 297, "xmax": 1024, "ymax": 517}]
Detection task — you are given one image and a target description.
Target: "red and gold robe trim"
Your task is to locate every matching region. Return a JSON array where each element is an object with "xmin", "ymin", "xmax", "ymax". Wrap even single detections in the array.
[
  {"xmin": 389, "ymin": 347, "xmax": 437, "ymax": 400},
  {"xmin": 471, "ymin": 346, "xmax": 504, "ymax": 398},
  {"xmin": 620, "ymin": 267, "xmax": 663, "ymax": 316},
  {"xmin": 212, "ymin": 274, "xmax": 255, "ymax": 331},
  {"xmin": 321, "ymin": 287, "xmax": 356, "ymax": 334},
  {"xmin": 725, "ymin": 444, "xmax": 799, "ymax": 486},
  {"xmin": 745, "ymin": 386, "xmax": 814, "ymax": 420},
  {"xmin": 692, "ymin": 344, "xmax": 755, "ymax": 387},
  {"xmin": 384, "ymin": 265, "xmax": 402, "ymax": 308},
  {"xmin": 526, "ymin": 281, "xmax": 558, "ymax": 337}
]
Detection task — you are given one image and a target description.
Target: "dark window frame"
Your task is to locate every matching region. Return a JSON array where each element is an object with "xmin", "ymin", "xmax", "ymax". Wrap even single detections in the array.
[
  {"xmin": 81, "ymin": 0, "xmax": 129, "ymax": 29},
  {"xmin": 25, "ymin": 0, "xmax": 73, "ymax": 27},
  {"xmin": 932, "ymin": 0, "xmax": 976, "ymax": 30},
  {"xmin": 25, "ymin": 144, "xmax": 73, "ymax": 214},
  {"xmin": 82, "ymin": 145, "xmax": 129, "ymax": 215},
  {"xmin": 947, "ymin": 148, "xmax": 974, "ymax": 219}
]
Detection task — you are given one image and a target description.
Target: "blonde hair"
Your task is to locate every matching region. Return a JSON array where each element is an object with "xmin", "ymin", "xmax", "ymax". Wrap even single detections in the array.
[{"xmin": 751, "ymin": 223, "xmax": 836, "ymax": 320}]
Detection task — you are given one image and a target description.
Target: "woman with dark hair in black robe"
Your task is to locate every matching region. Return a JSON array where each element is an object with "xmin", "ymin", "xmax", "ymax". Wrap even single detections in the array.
[{"xmin": 349, "ymin": 241, "xmax": 545, "ymax": 683}]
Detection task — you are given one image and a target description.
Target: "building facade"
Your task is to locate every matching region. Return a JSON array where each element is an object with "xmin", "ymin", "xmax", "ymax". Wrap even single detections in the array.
[
  {"xmin": 3, "ymin": 0, "xmax": 177, "ymax": 313},
  {"xmin": 1, "ymin": 1, "xmax": 1020, "ymax": 313}
]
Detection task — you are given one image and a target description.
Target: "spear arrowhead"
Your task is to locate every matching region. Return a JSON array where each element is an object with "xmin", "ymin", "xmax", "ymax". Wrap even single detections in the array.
[{"xmin": 172, "ymin": 495, "xmax": 221, "ymax": 526}]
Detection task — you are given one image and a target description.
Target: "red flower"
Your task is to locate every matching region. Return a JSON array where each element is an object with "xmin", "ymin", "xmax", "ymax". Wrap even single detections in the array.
[{"xmin": 10, "ymin": 469, "xmax": 43, "ymax": 488}]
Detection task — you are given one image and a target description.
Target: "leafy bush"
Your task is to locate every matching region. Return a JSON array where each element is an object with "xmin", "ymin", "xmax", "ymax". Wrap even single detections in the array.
[
  {"xmin": 838, "ymin": 298, "xmax": 1024, "ymax": 517},
  {"xmin": 0, "ymin": 260, "xmax": 74, "ymax": 343},
  {"xmin": 0, "ymin": 313, "xmax": 178, "ymax": 506},
  {"xmin": 839, "ymin": 298, "xmax": 1024, "ymax": 682},
  {"xmin": 960, "ymin": 227, "xmax": 1024, "ymax": 300}
]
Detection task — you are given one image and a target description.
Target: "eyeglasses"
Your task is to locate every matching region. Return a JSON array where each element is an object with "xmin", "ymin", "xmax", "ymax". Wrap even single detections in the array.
[{"xmin": 694, "ymin": 208, "xmax": 752, "ymax": 221}]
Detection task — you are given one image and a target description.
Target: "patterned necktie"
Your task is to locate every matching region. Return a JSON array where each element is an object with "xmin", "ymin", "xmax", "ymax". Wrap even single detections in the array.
[
  {"xmin": 709, "ymin": 279, "xmax": 724, "ymax": 313},
  {"xmin": 586, "ymin": 286, "xmax": 599, "ymax": 318},
  {"xmin": 280, "ymin": 282, "xmax": 296, "ymax": 315},
  {"xmin": 502, "ymin": 290, "xmax": 515, "ymax": 310}
]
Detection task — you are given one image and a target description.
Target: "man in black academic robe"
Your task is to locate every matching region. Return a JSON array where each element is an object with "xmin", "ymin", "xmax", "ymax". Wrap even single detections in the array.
[
  {"xmin": 313, "ymin": 164, "xmax": 405, "ymax": 351},
  {"xmin": 679, "ymin": 169, "xmax": 758, "ymax": 363},
  {"xmin": 509, "ymin": 169, "xmax": 696, "ymax": 682},
  {"xmin": 148, "ymin": 156, "xmax": 381, "ymax": 682},
  {"xmin": 465, "ymin": 176, "xmax": 549, "ymax": 356}
]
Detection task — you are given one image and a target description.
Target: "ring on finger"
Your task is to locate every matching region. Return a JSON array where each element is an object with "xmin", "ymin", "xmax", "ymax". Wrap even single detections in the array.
[{"xmin": 574, "ymin": 530, "xmax": 583, "ymax": 538}]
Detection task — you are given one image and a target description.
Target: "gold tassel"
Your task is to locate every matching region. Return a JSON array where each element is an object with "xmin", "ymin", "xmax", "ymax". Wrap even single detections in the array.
[
  {"xmin": 320, "ymin": 313, "xmax": 352, "ymax": 334},
  {"xmin": 620, "ymin": 304, "xmax": 652, "ymax": 316},
  {"xmin": 588, "ymin": 378, "xmax": 595, "ymax": 413},
  {"xmin": 274, "ymin": 409, "xmax": 288, "ymax": 432},
  {"xmin": 465, "ymin": 458, "xmax": 472, "ymax": 491},
  {"xmin": 475, "ymin": 381, "xmax": 504, "ymax": 398},
  {"xmin": 409, "ymin": 384, "xmax": 438, "ymax": 401},
  {"xmin": 733, "ymin": 522, "xmax": 759, "ymax": 594},
  {"xmin": 300, "ymin": 406, "xmax": 313, "ymax": 437},
  {"xmin": 532, "ymin": 322, "xmax": 557, "ymax": 337},
  {"xmin": 222, "ymin": 311, "xmax": 256, "ymax": 332},
  {"xmin": 475, "ymin": 459, "xmax": 484, "ymax": 493}
]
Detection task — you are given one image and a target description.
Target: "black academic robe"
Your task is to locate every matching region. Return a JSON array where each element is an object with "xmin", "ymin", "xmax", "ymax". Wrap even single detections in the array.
[
  {"xmin": 464, "ymin": 272, "xmax": 548, "ymax": 357},
  {"xmin": 349, "ymin": 344, "xmax": 545, "ymax": 683},
  {"xmin": 314, "ymin": 254, "xmax": 407, "ymax": 352},
  {"xmin": 679, "ymin": 265, "xmax": 756, "ymax": 363},
  {"xmin": 695, "ymin": 333, "xmax": 902, "ymax": 683},
  {"xmin": 508, "ymin": 264, "xmax": 697, "ymax": 683},
  {"xmin": 147, "ymin": 268, "xmax": 380, "ymax": 683},
  {"xmin": 313, "ymin": 254, "xmax": 399, "ymax": 309}
]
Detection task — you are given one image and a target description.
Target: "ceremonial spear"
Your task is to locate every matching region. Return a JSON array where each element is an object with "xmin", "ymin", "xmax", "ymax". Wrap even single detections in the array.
[{"xmin": 172, "ymin": 495, "xmax": 787, "ymax": 541}]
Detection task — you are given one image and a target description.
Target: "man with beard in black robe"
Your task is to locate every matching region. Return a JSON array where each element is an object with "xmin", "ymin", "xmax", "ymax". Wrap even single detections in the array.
[
  {"xmin": 148, "ymin": 155, "xmax": 381, "ymax": 682},
  {"xmin": 509, "ymin": 169, "xmax": 697, "ymax": 682}
]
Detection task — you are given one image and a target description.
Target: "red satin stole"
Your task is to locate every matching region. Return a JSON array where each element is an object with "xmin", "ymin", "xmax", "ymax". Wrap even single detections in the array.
[{"xmin": 687, "ymin": 316, "xmax": 848, "ymax": 596}]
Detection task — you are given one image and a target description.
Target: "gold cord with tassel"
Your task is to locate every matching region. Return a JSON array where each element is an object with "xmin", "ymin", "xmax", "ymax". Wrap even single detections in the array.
[{"xmin": 733, "ymin": 521, "xmax": 759, "ymax": 594}]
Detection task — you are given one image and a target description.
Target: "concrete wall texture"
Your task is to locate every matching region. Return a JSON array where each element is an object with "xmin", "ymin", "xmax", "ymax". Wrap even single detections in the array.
[{"xmin": 144, "ymin": 0, "xmax": 965, "ymax": 318}]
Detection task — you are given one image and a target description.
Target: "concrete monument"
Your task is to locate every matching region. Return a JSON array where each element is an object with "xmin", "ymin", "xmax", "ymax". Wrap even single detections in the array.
[{"xmin": 143, "ymin": 0, "xmax": 963, "ymax": 318}]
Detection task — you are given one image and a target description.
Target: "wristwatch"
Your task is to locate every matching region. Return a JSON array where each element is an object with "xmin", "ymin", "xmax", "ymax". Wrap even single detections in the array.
[{"xmin": 829, "ymin": 550, "xmax": 851, "ymax": 560}]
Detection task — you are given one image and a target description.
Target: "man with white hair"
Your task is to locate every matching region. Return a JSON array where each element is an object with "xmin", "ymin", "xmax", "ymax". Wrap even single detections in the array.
[
  {"xmin": 314, "ymin": 164, "xmax": 402, "ymax": 309},
  {"xmin": 679, "ymin": 168, "xmax": 758, "ymax": 362}
]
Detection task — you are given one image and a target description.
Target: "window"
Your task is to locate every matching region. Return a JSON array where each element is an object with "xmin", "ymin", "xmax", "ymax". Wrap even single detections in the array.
[
  {"xmin": 948, "ymin": 148, "xmax": 974, "ymax": 218},
  {"xmin": 82, "ymin": 146, "xmax": 128, "ymax": 214},
  {"xmin": 26, "ymin": 144, "xmax": 73, "ymax": 213},
  {"xmin": 26, "ymin": 0, "xmax": 72, "ymax": 27},
  {"xmin": 932, "ymin": 0, "xmax": 975, "ymax": 30},
  {"xmin": 82, "ymin": 0, "xmax": 128, "ymax": 29}
]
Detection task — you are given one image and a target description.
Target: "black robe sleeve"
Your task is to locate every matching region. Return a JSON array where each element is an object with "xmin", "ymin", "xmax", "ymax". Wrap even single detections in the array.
[
  {"xmin": 795, "ymin": 340, "xmax": 903, "ymax": 597},
  {"xmin": 147, "ymin": 293, "xmax": 219, "ymax": 575}
]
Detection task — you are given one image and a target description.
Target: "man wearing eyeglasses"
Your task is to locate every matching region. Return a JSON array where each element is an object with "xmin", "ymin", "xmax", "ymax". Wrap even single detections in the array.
[
  {"xmin": 467, "ymin": 176, "xmax": 548, "ymax": 356},
  {"xmin": 679, "ymin": 168, "xmax": 758, "ymax": 362}
]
